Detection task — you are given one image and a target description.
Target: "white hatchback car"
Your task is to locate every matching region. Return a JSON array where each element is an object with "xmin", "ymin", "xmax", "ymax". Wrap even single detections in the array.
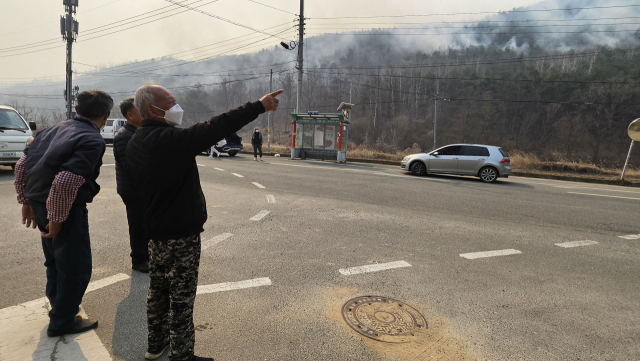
[
  {"xmin": 401, "ymin": 144, "xmax": 511, "ymax": 183},
  {"xmin": 0, "ymin": 106, "xmax": 35, "ymax": 169}
]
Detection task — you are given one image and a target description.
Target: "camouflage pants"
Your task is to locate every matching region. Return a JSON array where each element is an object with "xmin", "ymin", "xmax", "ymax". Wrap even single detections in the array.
[{"xmin": 148, "ymin": 234, "xmax": 201, "ymax": 361}]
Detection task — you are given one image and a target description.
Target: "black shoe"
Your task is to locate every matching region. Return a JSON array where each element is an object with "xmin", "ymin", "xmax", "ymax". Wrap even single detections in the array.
[
  {"xmin": 192, "ymin": 356, "xmax": 214, "ymax": 361},
  {"xmin": 47, "ymin": 316, "xmax": 98, "ymax": 337},
  {"xmin": 132, "ymin": 261, "xmax": 149, "ymax": 273},
  {"xmin": 145, "ymin": 337, "xmax": 170, "ymax": 360}
]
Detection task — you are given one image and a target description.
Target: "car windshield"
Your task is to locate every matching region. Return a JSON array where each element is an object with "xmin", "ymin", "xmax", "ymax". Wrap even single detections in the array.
[{"xmin": 0, "ymin": 109, "xmax": 28, "ymax": 130}]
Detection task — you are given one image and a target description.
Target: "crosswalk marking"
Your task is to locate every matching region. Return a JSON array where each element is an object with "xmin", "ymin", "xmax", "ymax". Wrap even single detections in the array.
[
  {"xmin": 214, "ymin": 167, "xmax": 225, "ymax": 171},
  {"xmin": 266, "ymin": 195, "xmax": 276, "ymax": 203},
  {"xmin": 619, "ymin": 234, "xmax": 640, "ymax": 240},
  {"xmin": 232, "ymin": 173, "xmax": 244, "ymax": 178}
]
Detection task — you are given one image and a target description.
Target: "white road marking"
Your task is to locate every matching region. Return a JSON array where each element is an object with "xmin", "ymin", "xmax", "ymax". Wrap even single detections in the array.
[
  {"xmin": 104, "ymin": 153, "xmax": 113, "ymax": 156},
  {"xmin": 202, "ymin": 233, "xmax": 233, "ymax": 251},
  {"xmin": 197, "ymin": 164, "xmax": 206, "ymax": 167},
  {"xmin": 232, "ymin": 173, "xmax": 244, "ymax": 178},
  {"xmin": 250, "ymin": 210, "xmax": 270, "ymax": 221},
  {"xmin": 555, "ymin": 240, "xmax": 598, "ymax": 248},
  {"xmin": 619, "ymin": 234, "xmax": 640, "ymax": 240},
  {"xmin": 460, "ymin": 249, "xmax": 522, "ymax": 259},
  {"xmin": 568, "ymin": 192, "xmax": 640, "ymax": 201},
  {"xmin": 197, "ymin": 277, "xmax": 272, "ymax": 295},
  {"xmin": 339, "ymin": 261, "xmax": 412, "ymax": 275},
  {"xmin": 85, "ymin": 273, "xmax": 130, "ymax": 293},
  {"xmin": 214, "ymin": 167, "xmax": 225, "ymax": 171},
  {"xmin": 102, "ymin": 163, "xmax": 115, "ymax": 166},
  {"xmin": 252, "ymin": 182, "xmax": 266, "ymax": 189},
  {"xmin": 0, "ymin": 273, "xmax": 128, "ymax": 361},
  {"xmin": 266, "ymin": 195, "xmax": 276, "ymax": 203},
  {"xmin": 554, "ymin": 185, "xmax": 640, "ymax": 194}
]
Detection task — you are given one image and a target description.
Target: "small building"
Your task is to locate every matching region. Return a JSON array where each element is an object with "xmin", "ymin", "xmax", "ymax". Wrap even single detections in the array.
[{"xmin": 290, "ymin": 104, "xmax": 353, "ymax": 163}]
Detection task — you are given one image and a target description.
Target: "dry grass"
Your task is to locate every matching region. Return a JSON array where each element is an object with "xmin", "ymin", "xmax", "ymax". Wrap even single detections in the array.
[{"xmin": 510, "ymin": 150, "xmax": 640, "ymax": 182}]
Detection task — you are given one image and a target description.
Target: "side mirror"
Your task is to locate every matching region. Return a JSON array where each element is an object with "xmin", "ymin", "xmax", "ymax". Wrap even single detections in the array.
[
  {"xmin": 432, "ymin": 151, "xmax": 439, "ymax": 156},
  {"xmin": 29, "ymin": 121, "xmax": 37, "ymax": 131}
]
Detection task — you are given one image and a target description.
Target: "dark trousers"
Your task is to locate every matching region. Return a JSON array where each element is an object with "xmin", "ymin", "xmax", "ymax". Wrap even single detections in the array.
[
  {"xmin": 148, "ymin": 234, "xmax": 201, "ymax": 361},
  {"xmin": 30, "ymin": 200, "xmax": 92, "ymax": 331},
  {"xmin": 253, "ymin": 144, "xmax": 262, "ymax": 158},
  {"xmin": 121, "ymin": 196, "xmax": 149, "ymax": 265}
]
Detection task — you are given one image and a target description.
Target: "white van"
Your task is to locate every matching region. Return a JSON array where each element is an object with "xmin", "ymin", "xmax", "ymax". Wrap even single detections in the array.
[
  {"xmin": 100, "ymin": 118, "xmax": 126, "ymax": 144},
  {"xmin": 0, "ymin": 106, "xmax": 35, "ymax": 169}
]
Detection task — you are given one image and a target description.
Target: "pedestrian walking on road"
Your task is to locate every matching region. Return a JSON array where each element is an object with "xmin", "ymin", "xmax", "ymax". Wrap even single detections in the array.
[
  {"xmin": 252, "ymin": 126, "xmax": 263, "ymax": 161},
  {"xmin": 126, "ymin": 84, "xmax": 282, "ymax": 361},
  {"xmin": 14, "ymin": 90, "xmax": 111, "ymax": 337},
  {"xmin": 114, "ymin": 98, "xmax": 150, "ymax": 273}
]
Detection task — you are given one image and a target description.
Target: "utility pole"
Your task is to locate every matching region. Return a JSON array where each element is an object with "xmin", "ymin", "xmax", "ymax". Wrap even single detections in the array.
[
  {"xmin": 296, "ymin": 0, "xmax": 304, "ymax": 113},
  {"xmin": 268, "ymin": 69, "xmax": 273, "ymax": 152},
  {"xmin": 60, "ymin": 0, "xmax": 79, "ymax": 120},
  {"xmin": 433, "ymin": 78, "xmax": 439, "ymax": 150}
]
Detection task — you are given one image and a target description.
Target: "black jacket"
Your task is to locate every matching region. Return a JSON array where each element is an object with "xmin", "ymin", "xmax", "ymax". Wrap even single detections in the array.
[
  {"xmin": 251, "ymin": 131, "xmax": 263, "ymax": 145},
  {"xmin": 113, "ymin": 123, "xmax": 137, "ymax": 198},
  {"xmin": 24, "ymin": 116, "xmax": 105, "ymax": 205},
  {"xmin": 126, "ymin": 100, "xmax": 265, "ymax": 241}
]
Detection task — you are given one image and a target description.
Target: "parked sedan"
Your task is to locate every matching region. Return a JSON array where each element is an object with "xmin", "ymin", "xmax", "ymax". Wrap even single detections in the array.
[{"xmin": 401, "ymin": 144, "xmax": 511, "ymax": 183}]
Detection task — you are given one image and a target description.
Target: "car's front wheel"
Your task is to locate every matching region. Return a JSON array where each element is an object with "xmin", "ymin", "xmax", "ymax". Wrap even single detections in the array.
[
  {"xmin": 411, "ymin": 161, "xmax": 427, "ymax": 176},
  {"xmin": 205, "ymin": 148, "xmax": 212, "ymax": 156},
  {"xmin": 479, "ymin": 166, "xmax": 498, "ymax": 183}
]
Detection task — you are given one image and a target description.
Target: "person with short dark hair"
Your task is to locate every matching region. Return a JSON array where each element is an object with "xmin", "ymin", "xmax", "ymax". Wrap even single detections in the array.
[
  {"xmin": 114, "ymin": 98, "xmax": 149, "ymax": 272},
  {"xmin": 251, "ymin": 126, "xmax": 263, "ymax": 161},
  {"xmin": 14, "ymin": 90, "xmax": 112, "ymax": 337}
]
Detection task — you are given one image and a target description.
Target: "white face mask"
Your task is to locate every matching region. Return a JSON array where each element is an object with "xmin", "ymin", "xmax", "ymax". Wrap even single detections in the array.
[{"xmin": 153, "ymin": 104, "xmax": 184, "ymax": 126}]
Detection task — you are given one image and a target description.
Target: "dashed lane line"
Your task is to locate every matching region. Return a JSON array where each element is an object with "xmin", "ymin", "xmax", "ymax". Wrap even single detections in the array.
[
  {"xmin": 460, "ymin": 249, "xmax": 522, "ymax": 260},
  {"xmin": 250, "ymin": 210, "xmax": 270, "ymax": 221},
  {"xmin": 619, "ymin": 234, "xmax": 640, "ymax": 240},
  {"xmin": 568, "ymin": 192, "xmax": 640, "ymax": 201},
  {"xmin": 197, "ymin": 164, "xmax": 206, "ymax": 167},
  {"xmin": 197, "ymin": 278, "xmax": 272, "ymax": 295},
  {"xmin": 103, "ymin": 164, "xmax": 115, "ymax": 166},
  {"xmin": 214, "ymin": 168, "xmax": 225, "ymax": 171},
  {"xmin": 231, "ymin": 173, "xmax": 244, "ymax": 178},
  {"xmin": 85, "ymin": 273, "xmax": 130, "ymax": 293},
  {"xmin": 555, "ymin": 240, "xmax": 598, "ymax": 248},
  {"xmin": 252, "ymin": 182, "xmax": 266, "ymax": 189},
  {"xmin": 267, "ymin": 195, "xmax": 276, "ymax": 203},
  {"xmin": 202, "ymin": 233, "xmax": 234, "ymax": 251},
  {"xmin": 339, "ymin": 261, "xmax": 412, "ymax": 276},
  {"xmin": 0, "ymin": 273, "xmax": 129, "ymax": 361}
]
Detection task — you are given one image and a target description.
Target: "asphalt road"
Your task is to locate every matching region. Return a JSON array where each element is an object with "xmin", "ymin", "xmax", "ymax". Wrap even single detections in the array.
[{"xmin": 1, "ymin": 149, "xmax": 639, "ymax": 361}]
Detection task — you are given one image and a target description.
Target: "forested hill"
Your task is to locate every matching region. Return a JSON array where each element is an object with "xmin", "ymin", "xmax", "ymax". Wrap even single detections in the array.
[{"xmin": 3, "ymin": 0, "xmax": 639, "ymax": 165}]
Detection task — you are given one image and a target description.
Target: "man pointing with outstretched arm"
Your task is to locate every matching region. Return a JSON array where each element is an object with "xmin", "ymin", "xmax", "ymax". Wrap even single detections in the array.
[{"xmin": 127, "ymin": 85, "xmax": 283, "ymax": 361}]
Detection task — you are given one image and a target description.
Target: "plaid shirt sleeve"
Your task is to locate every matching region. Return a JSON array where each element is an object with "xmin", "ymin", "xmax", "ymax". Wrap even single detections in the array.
[
  {"xmin": 14, "ymin": 154, "xmax": 28, "ymax": 205},
  {"xmin": 46, "ymin": 171, "xmax": 85, "ymax": 222}
]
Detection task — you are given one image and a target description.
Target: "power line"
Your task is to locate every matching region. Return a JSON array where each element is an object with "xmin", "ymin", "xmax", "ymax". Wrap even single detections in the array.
[
  {"xmin": 163, "ymin": 0, "xmax": 286, "ymax": 40},
  {"xmin": 247, "ymin": 0, "xmax": 296, "ymax": 15},
  {"xmin": 310, "ymin": 16, "xmax": 640, "ymax": 26},
  {"xmin": 313, "ymin": 4, "xmax": 640, "ymax": 19},
  {"xmin": 308, "ymin": 22, "xmax": 640, "ymax": 30}
]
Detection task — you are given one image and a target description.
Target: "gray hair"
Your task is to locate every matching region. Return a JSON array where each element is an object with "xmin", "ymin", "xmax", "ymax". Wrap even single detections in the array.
[{"xmin": 134, "ymin": 85, "xmax": 157, "ymax": 119}]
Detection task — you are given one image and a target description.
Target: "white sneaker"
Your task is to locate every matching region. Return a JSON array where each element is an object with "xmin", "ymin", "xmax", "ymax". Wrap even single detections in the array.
[{"xmin": 254, "ymin": 158, "xmax": 257, "ymax": 161}]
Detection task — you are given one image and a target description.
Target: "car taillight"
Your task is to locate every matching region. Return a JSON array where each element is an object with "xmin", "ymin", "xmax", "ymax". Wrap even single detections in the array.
[{"xmin": 500, "ymin": 158, "xmax": 510, "ymax": 164}]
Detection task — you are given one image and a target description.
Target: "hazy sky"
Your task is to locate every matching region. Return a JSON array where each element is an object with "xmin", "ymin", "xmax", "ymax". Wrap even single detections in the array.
[{"xmin": 0, "ymin": 0, "xmax": 539, "ymax": 83}]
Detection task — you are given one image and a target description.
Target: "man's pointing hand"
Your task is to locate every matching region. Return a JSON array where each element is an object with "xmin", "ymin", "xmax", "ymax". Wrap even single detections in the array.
[{"xmin": 260, "ymin": 89, "xmax": 284, "ymax": 112}]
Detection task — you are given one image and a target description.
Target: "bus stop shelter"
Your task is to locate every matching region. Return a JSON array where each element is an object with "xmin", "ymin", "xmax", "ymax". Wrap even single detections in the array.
[{"xmin": 290, "ymin": 111, "xmax": 351, "ymax": 162}]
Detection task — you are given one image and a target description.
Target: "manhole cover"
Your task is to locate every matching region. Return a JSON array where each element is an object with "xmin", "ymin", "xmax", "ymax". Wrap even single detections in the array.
[{"xmin": 342, "ymin": 296, "xmax": 428, "ymax": 343}]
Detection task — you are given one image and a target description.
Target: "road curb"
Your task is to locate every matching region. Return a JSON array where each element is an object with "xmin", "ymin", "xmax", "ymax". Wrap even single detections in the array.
[{"xmin": 239, "ymin": 150, "xmax": 640, "ymax": 187}]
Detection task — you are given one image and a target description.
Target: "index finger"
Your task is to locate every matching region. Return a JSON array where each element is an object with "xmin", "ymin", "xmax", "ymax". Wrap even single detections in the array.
[{"xmin": 270, "ymin": 89, "xmax": 284, "ymax": 97}]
